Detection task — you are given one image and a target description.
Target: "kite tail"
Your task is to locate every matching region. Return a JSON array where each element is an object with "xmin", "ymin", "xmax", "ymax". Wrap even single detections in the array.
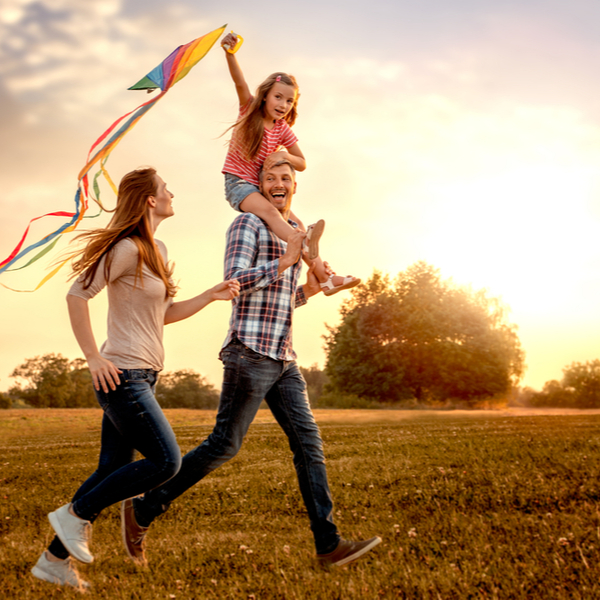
[{"xmin": 0, "ymin": 24, "xmax": 226, "ymax": 291}]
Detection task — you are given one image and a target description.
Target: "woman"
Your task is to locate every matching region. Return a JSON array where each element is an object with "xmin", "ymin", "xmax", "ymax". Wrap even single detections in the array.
[{"xmin": 31, "ymin": 167, "xmax": 239, "ymax": 591}]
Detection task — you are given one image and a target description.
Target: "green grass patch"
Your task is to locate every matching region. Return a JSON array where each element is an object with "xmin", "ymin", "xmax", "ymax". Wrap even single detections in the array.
[{"xmin": 1, "ymin": 409, "xmax": 599, "ymax": 598}]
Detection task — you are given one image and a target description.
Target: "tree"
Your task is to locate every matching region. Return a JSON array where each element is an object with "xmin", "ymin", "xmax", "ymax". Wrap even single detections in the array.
[
  {"xmin": 522, "ymin": 360, "xmax": 600, "ymax": 409},
  {"xmin": 299, "ymin": 364, "xmax": 329, "ymax": 406},
  {"xmin": 562, "ymin": 360, "xmax": 600, "ymax": 408},
  {"xmin": 68, "ymin": 358, "xmax": 97, "ymax": 408},
  {"xmin": 9, "ymin": 354, "xmax": 96, "ymax": 408},
  {"xmin": 0, "ymin": 391, "xmax": 11, "ymax": 409},
  {"xmin": 10, "ymin": 354, "xmax": 74, "ymax": 408},
  {"xmin": 156, "ymin": 370, "xmax": 220, "ymax": 409},
  {"xmin": 324, "ymin": 263, "xmax": 525, "ymax": 405}
]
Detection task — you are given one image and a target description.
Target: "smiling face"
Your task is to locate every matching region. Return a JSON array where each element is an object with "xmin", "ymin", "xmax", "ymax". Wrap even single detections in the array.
[
  {"xmin": 259, "ymin": 162, "xmax": 296, "ymax": 216},
  {"xmin": 263, "ymin": 82, "xmax": 297, "ymax": 123}
]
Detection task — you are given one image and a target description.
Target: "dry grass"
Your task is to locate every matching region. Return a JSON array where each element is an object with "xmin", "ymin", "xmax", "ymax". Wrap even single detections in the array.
[{"xmin": 1, "ymin": 408, "xmax": 599, "ymax": 598}]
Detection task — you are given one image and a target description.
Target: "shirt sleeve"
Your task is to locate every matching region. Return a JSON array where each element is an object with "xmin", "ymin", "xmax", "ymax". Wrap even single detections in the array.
[
  {"xmin": 280, "ymin": 121, "xmax": 298, "ymax": 148},
  {"xmin": 224, "ymin": 216, "xmax": 282, "ymax": 294},
  {"xmin": 295, "ymin": 285, "xmax": 307, "ymax": 308},
  {"xmin": 67, "ymin": 238, "xmax": 138, "ymax": 301}
]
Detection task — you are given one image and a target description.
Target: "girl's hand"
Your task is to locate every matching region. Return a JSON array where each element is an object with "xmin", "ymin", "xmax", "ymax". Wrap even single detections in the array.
[
  {"xmin": 263, "ymin": 151, "xmax": 289, "ymax": 170},
  {"xmin": 221, "ymin": 32, "xmax": 239, "ymax": 51},
  {"xmin": 87, "ymin": 355, "xmax": 122, "ymax": 393},
  {"xmin": 212, "ymin": 279, "xmax": 241, "ymax": 301}
]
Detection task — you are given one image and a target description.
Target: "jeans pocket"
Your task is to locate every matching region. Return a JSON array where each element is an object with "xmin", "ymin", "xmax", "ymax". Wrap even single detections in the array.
[{"xmin": 241, "ymin": 346, "xmax": 268, "ymax": 364}]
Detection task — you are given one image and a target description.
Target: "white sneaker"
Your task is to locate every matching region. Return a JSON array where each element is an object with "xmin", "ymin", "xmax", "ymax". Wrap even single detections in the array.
[
  {"xmin": 48, "ymin": 503, "xmax": 94, "ymax": 563},
  {"xmin": 31, "ymin": 551, "xmax": 90, "ymax": 591}
]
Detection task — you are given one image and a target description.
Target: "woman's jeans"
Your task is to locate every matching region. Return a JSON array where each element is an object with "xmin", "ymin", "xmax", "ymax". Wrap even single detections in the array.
[
  {"xmin": 48, "ymin": 369, "xmax": 181, "ymax": 559},
  {"xmin": 138, "ymin": 339, "xmax": 340, "ymax": 554}
]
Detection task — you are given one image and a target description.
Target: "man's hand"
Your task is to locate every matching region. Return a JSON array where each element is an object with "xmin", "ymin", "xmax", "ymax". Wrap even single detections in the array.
[
  {"xmin": 278, "ymin": 229, "xmax": 305, "ymax": 274},
  {"xmin": 301, "ymin": 261, "xmax": 322, "ymax": 298}
]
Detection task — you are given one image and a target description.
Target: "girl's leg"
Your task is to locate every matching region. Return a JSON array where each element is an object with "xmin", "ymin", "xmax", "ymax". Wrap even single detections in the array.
[
  {"xmin": 240, "ymin": 192, "xmax": 296, "ymax": 242},
  {"xmin": 288, "ymin": 209, "xmax": 361, "ymax": 294},
  {"xmin": 241, "ymin": 193, "xmax": 323, "ymax": 260}
]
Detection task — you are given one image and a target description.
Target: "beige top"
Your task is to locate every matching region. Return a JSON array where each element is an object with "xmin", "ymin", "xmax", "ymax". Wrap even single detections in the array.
[{"xmin": 68, "ymin": 237, "xmax": 174, "ymax": 371}]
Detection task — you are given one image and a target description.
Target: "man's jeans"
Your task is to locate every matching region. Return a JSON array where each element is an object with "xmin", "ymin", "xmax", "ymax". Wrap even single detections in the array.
[
  {"xmin": 138, "ymin": 339, "xmax": 340, "ymax": 554},
  {"xmin": 48, "ymin": 369, "xmax": 181, "ymax": 559}
]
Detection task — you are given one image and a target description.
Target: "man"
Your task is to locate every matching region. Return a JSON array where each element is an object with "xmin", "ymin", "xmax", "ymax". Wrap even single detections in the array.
[{"xmin": 121, "ymin": 159, "xmax": 381, "ymax": 566}]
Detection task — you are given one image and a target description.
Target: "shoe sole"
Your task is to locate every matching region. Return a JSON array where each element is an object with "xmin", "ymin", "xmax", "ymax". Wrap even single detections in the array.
[
  {"xmin": 121, "ymin": 498, "xmax": 147, "ymax": 565},
  {"xmin": 31, "ymin": 565, "xmax": 89, "ymax": 590},
  {"xmin": 32, "ymin": 565, "xmax": 61, "ymax": 585},
  {"xmin": 323, "ymin": 277, "xmax": 361, "ymax": 297},
  {"xmin": 334, "ymin": 536, "xmax": 382, "ymax": 566},
  {"xmin": 307, "ymin": 220, "xmax": 325, "ymax": 260},
  {"xmin": 48, "ymin": 511, "xmax": 93, "ymax": 564}
]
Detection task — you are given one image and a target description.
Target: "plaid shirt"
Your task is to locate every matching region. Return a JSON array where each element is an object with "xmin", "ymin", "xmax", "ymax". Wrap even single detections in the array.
[{"xmin": 221, "ymin": 213, "xmax": 307, "ymax": 361}]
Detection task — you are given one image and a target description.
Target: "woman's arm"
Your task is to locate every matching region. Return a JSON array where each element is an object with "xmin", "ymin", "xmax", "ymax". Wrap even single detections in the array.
[
  {"xmin": 66, "ymin": 294, "xmax": 122, "ymax": 393},
  {"xmin": 164, "ymin": 280, "xmax": 240, "ymax": 325},
  {"xmin": 221, "ymin": 33, "xmax": 252, "ymax": 106}
]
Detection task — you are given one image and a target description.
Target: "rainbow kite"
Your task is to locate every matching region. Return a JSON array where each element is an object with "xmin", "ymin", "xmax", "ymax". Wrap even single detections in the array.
[{"xmin": 0, "ymin": 24, "xmax": 227, "ymax": 291}]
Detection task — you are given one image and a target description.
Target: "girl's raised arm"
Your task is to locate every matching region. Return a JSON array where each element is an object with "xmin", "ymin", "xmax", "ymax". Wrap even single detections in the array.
[{"xmin": 221, "ymin": 32, "xmax": 252, "ymax": 106}]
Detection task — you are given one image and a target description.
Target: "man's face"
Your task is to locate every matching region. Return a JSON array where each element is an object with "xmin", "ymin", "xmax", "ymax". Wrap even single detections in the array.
[{"xmin": 259, "ymin": 164, "xmax": 296, "ymax": 215}]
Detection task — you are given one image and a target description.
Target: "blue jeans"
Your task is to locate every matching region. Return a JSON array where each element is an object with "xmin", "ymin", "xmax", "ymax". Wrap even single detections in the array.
[
  {"xmin": 48, "ymin": 369, "xmax": 181, "ymax": 559},
  {"xmin": 138, "ymin": 339, "xmax": 340, "ymax": 554}
]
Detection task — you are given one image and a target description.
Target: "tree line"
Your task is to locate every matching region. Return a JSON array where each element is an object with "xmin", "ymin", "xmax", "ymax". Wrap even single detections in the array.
[
  {"xmin": 515, "ymin": 360, "xmax": 600, "ymax": 409},
  {"xmin": 2, "ymin": 262, "xmax": 598, "ymax": 410},
  {"xmin": 1, "ymin": 354, "xmax": 220, "ymax": 409}
]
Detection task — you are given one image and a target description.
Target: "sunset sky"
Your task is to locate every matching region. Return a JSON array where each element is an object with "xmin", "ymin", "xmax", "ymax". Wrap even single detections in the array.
[{"xmin": 1, "ymin": 0, "xmax": 599, "ymax": 394}]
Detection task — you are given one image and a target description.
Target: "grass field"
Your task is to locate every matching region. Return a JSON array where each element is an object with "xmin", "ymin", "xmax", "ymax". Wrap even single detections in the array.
[{"xmin": 1, "ymin": 408, "xmax": 599, "ymax": 599}]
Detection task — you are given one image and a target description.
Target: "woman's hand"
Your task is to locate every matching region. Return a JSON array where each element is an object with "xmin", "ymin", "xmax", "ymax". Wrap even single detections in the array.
[
  {"xmin": 211, "ymin": 279, "xmax": 240, "ymax": 301},
  {"xmin": 87, "ymin": 355, "xmax": 122, "ymax": 393}
]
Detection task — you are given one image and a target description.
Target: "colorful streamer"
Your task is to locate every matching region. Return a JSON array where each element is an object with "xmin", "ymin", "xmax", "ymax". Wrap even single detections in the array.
[{"xmin": 0, "ymin": 24, "xmax": 227, "ymax": 291}]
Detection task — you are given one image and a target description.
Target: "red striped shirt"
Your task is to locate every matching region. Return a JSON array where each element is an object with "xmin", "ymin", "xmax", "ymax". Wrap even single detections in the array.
[{"xmin": 222, "ymin": 99, "xmax": 298, "ymax": 186}]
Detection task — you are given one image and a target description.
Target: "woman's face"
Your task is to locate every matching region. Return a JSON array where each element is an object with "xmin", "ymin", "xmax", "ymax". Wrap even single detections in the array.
[{"xmin": 151, "ymin": 175, "xmax": 174, "ymax": 220}]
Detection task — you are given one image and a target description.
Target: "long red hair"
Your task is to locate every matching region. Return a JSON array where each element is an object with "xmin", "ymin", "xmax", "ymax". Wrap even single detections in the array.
[{"xmin": 70, "ymin": 168, "xmax": 176, "ymax": 298}]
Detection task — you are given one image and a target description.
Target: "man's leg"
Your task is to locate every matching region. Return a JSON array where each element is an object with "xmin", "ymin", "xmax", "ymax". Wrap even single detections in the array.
[
  {"xmin": 264, "ymin": 361, "xmax": 340, "ymax": 555},
  {"xmin": 134, "ymin": 340, "xmax": 283, "ymax": 526}
]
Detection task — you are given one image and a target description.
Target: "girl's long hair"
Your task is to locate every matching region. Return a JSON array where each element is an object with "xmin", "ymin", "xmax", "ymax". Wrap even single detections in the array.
[
  {"xmin": 228, "ymin": 72, "xmax": 300, "ymax": 161},
  {"xmin": 71, "ymin": 167, "xmax": 176, "ymax": 298}
]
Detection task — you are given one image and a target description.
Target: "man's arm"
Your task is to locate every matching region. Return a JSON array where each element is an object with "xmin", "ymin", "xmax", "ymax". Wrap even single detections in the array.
[{"xmin": 224, "ymin": 216, "xmax": 304, "ymax": 294}]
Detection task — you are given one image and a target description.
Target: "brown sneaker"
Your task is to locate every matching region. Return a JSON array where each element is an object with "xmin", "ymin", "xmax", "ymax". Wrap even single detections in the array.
[
  {"xmin": 121, "ymin": 497, "xmax": 148, "ymax": 565},
  {"xmin": 317, "ymin": 536, "xmax": 381, "ymax": 566}
]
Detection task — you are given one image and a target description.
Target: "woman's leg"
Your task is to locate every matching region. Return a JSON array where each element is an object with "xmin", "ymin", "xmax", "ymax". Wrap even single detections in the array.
[
  {"xmin": 71, "ymin": 369, "xmax": 181, "ymax": 521},
  {"xmin": 47, "ymin": 410, "xmax": 136, "ymax": 559}
]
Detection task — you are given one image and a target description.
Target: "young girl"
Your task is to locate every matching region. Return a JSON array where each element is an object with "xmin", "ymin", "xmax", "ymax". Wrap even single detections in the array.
[
  {"xmin": 31, "ymin": 167, "xmax": 239, "ymax": 590},
  {"xmin": 220, "ymin": 32, "xmax": 359, "ymax": 296}
]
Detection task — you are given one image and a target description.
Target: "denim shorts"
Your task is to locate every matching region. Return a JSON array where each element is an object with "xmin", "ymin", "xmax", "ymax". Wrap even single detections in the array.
[{"xmin": 224, "ymin": 173, "xmax": 260, "ymax": 212}]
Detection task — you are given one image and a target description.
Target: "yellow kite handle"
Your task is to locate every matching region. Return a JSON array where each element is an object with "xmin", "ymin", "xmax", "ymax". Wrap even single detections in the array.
[{"xmin": 224, "ymin": 31, "xmax": 244, "ymax": 54}]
